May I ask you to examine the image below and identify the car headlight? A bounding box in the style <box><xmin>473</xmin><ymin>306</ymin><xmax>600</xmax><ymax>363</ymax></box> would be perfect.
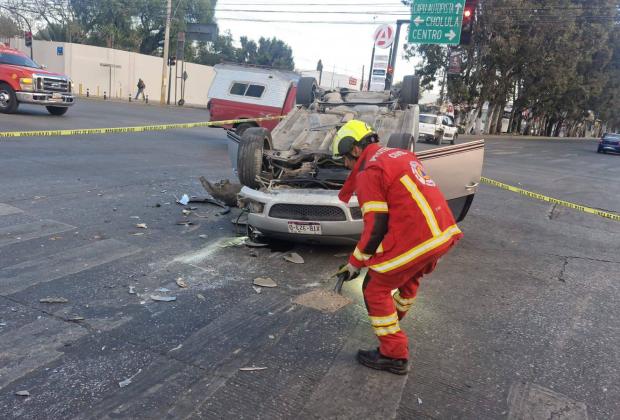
<box><xmin>19</xmin><ymin>77</ymin><xmax>34</xmax><ymax>91</ymax></box>
<box><xmin>249</xmin><ymin>201</ymin><xmax>265</xmax><ymax>214</ymax></box>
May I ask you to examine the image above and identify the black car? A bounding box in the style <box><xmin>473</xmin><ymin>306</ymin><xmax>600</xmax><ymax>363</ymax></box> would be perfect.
<box><xmin>598</xmin><ymin>133</ymin><xmax>620</xmax><ymax>154</ymax></box>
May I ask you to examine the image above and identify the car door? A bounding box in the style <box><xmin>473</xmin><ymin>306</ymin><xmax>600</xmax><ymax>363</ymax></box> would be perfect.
<box><xmin>416</xmin><ymin>140</ymin><xmax>485</xmax><ymax>221</ymax></box>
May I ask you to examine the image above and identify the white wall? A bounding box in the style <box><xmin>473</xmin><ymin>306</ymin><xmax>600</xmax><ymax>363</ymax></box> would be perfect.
<box><xmin>300</xmin><ymin>70</ymin><xmax>361</xmax><ymax>91</ymax></box>
<box><xmin>9</xmin><ymin>38</ymin><xmax>215</xmax><ymax>106</ymax></box>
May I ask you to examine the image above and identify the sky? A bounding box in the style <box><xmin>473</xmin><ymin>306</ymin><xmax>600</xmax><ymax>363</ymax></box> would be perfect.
<box><xmin>214</xmin><ymin>0</ymin><xmax>420</xmax><ymax>85</ymax></box>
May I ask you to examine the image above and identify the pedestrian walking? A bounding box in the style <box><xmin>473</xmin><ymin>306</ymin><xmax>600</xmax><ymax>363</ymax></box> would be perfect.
<box><xmin>332</xmin><ymin>120</ymin><xmax>463</xmax><ymax>375</ymax></box>
<box><xmin>135</xmin><ymin>78</ymin><xmax>146</xmax><ymax>101</ymax></box>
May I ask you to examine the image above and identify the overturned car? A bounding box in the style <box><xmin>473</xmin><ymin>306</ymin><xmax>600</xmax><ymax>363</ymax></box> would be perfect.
<box><xmin>227</xmin><ymin>76</ymin><xmax>485</xmax><ymax>244</ymax></box>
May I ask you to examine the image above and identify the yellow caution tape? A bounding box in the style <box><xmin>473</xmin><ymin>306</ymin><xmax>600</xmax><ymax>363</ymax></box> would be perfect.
<box><xmin>481</xmin><ymin>177</ymin><xmax>620</xmax><ymax>222</ymax></box>
<box><xmin>0</xmin><ymin>115</ymin><xmax>285</xmax><ymax>138</ymax></box>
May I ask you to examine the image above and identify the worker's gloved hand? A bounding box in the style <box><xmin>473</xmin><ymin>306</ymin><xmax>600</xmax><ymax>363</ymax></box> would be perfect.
<box><xmin>335</xmin><ymin>263</ymin><xmax>360</xmax><ymax>281</ymax></box>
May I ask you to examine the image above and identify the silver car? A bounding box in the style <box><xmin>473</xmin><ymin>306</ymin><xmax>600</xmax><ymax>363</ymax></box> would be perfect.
<box><xmin>228</xmin><ymin>76</ymin><xmax>485</xmax><ymax>244</ymax></box>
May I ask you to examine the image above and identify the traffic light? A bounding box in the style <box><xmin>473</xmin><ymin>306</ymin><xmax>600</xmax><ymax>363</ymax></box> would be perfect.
<box><xmin>168</xmin><ymin>56</ymin><xmax>176</xmax><ymax>66</ymax></box>
<box><xmin>24</xmin><ymin>31</ymin><xmax>32</xmax><ymax>47</ymax></box>
<box><xmin>460</xmin><ymin>0</ymin><xmax>477</xmax><ymax>45</ymax></box>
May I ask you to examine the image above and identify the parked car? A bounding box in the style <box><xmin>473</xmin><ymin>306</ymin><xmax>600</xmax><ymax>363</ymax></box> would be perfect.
<box><xmin>418</xmin><ymin>113</ymin><xmax>458</xmax><ymax>145</ymax></box>
<box><xmin>597</xmin><ymin>133</ymin><xmax>620</xmax><ymax>154</ymax></box>
<box><xmin>227</xmin><ymin>76</ymin><xmax>485</xmax><ymax>244</ymax></box>
<box><xmin>206</xmin><ymin>63</ymin><xmax>298</xmax><ymax>136</ymax></box>
<box><xmin>0</xmin><ymin>43</ymin><xmax>75</xmax><ymax>115</ymax></box>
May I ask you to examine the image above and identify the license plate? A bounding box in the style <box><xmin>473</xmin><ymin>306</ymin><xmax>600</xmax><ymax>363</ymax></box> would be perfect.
<box><xmin>52</xmin><ymin>93</ymin><xmax>62</xmax><ymax>99</ymax></box>
<box><xmin>287</xmin><ymin>221</ymin><xmax>322</xmax><ymax>235</ymax></box>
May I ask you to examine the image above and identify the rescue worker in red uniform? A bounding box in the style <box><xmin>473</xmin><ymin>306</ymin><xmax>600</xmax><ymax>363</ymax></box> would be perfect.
<box><xmin>333</xmin><ymin>120</ymin><xmax>463</xmax><ymax>375</ymax></box>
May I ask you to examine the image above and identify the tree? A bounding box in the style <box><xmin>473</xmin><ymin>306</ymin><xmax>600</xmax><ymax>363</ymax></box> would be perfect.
<box><xmin>0</xmin><ymin>14</ymin><xmax>19</xmax><ymax>37</ymax></box>
<box><xmin>255</xmin><ymin>37</ymin><xmax>294</xmax><ymax>70</ymax></box>
<box><xmin>195</xmin><ymin>33</ymin><xmax>295</xmax><ymax>70</ymax></box>
<box><xmin>405</xmin><ymin>0</ymin><xmax>620</xmax><ymax>136</ymax></box>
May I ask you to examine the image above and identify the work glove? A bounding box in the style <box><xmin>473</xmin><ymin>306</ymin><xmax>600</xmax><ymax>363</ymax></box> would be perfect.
<box><xmin>334</xmin><ymin>263</ymin><xmax>360</xmax><ymax>282</ymax></box>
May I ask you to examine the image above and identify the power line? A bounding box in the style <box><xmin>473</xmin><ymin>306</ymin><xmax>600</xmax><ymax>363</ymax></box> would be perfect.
<box><xmin>217</xmin><ymin>17</ymin><xmax>394</xmax><ymax>24</ymax></box>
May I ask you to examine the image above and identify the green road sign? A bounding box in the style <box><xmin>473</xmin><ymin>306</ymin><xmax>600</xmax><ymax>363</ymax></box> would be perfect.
<box><xmin>408</xmin><ymin>0</ymin><xmax>464</xmax><ymax>45</ymax></box>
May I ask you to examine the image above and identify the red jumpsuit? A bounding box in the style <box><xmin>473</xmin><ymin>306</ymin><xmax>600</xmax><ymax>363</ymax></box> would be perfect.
<box><xmin>339</xmin><ymin>143</ymin><xmax>462</xmax><ymax>360</ymax></box>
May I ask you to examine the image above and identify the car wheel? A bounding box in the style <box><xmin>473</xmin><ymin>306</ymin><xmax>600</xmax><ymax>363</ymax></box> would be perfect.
<box><xmin>387</xmin><ymin>132</ymin><xmax>413</xmax><ymax>151</ymax></box>
<box><xmin>296</xmin><ymin>77</ymin><xmax>318</xmax><ymax>107</ymax></box>
<box><xmin>235</xmin><ymin>122</ymin><xmax>254</xmax><ymax>137</ymax></box>
<box><xmin>46</xmin><ymin>106</ymin><xmax>68</xmax><ymax>116</ymax></box>
<box><xmin>237</xmin><ymin>127</ymin><xmax>272</xmax><ymax>189</ymax></box>
<box><xmin>0</xmin><ymin>83</ymin><xmax>19</xmax><ymax>114</ymax></box>
<box><xmin>399</xmin><ymin>75</ymin><xmax>420</xmax><ymax>108</ymax></box>
<box><xmin>451</xmin><ymin>134</ymin><xmax>457</xmax><ymax>145</ymax></box>
<box><xmin>597</xmin><ymin>147</ymin><xmax>602</xmax><ymax>153</ymax></box>
<box><xmin>435</xmin><ymin>136</ymin><xmax>442</xmax><ymax>145</ymax></box>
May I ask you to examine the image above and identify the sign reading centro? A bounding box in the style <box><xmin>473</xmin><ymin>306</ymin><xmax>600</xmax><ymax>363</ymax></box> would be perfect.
<box><xmin>373</xmin><ymin>25</ymin><xmax>394</xmax><ymax>49</ymax></box>
<box><xmin>408</xmin><ymin>0</ymin><xmax>465</xmax><ymax>45</ymax></box>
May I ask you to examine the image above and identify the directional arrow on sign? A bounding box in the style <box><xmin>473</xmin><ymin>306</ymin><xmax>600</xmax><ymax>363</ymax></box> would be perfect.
<box><xmin>409</xmin><ymin>0</ymin><xmax>464</xmax><ymax>45</ymax></box>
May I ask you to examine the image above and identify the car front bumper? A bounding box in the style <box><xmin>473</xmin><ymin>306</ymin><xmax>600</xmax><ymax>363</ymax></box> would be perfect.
<box><xmin>600</xmin><ymin>143</ymin><xmax>620</xmax><ymax>153</ymax></box>
<box><xmin>239</xmin><ymin>186</ymin><xmax>363</xmax><ymax>245</ymax></box>
<box><xmin>16</xmin><ymin>91</ymin><xmax>75</xmax><ymax>106</ymax></box>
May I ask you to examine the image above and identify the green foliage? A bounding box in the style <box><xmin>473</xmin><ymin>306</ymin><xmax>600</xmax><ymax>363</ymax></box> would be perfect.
<box><xmin>196</xmin><ymin>32</ymin><xmax>295</xmax><ymax>70</ymax></box>
<box><xmin>405</xmin><ymin>0</ymin><xmax>620</xmax><ymax>132</ymax></box>
<box><xmin>0</xmin><ymin>14</ymin><xmax>20</xmax><ymax>37</ymax></box>
<box><xmin>3</xmin><ymin>0</ymin><xmax>295</xmax><ymax>70</ymax></box>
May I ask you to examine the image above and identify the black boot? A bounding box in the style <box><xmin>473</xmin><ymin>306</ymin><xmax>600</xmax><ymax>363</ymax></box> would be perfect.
<box><xmin>357</xmin><ymin>348</ymin><xmax>409</xmax><ymax>375</ymax></box>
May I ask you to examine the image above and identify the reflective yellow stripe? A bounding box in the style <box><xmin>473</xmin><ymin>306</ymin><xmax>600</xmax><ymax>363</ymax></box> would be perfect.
<box><xmin>400</xmin><ymin>175</ymin><xmax>441</xmax><ymax>237</ymax></box>
<box><xmin>370</xmin><ymin>225</ymin><xmax>461</xmax><ymax>273</ymax></box>
<box><xmin>369</xmin><ymin>312</ymin><xmax>399</xmax><ymax>327</ymax></box>
<box><xmin>361</xmin><ymin>201</ymin><xmax>389</xmax><ymax>216</ymax></box>
<box><xmin>374</xmin><ymin>324</ymin><xmax>401</xmax><ymax>336</ymax></box>
<box><xmin>393</xmin><ymin>292</ymin><xmax>415</xmax><ymax>313</ymax></box>
<box><xmin>394</xmin><ymin>301</ymin><xmax>410</xmax><ymax>312</ymax></box>
<box><xmin>393</xmin><ymin>291</ymin><xmax>416</xmax><ymax>306</ymax></box>
<box><xmin>353</xmin><ymin>246</ymin><xmax>371</xmax><ymax>262</ymax></box>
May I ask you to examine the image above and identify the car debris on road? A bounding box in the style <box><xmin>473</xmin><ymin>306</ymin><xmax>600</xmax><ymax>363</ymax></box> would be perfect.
<box><xmin>253</xmin><ymin>277</ymin><xmax>277</xmax><ymax>288</ymax></box>
<box><xmin>283</xmin><ymin>252</ymin><xmax>304</xmax><ymax>264</ymax></box>
<box><xmin>39</xmin><ymin>297</ymin><xmax>68</xmax><ymax>303</ymax></box>
<box><xmin>150</xmin><ymin>295</ymin><xmax>177</xmax><ymax>302</ymax></box>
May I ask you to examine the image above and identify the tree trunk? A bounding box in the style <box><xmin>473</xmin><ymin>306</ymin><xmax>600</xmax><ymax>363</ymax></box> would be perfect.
<box><xmin>492</xmin><ymin>103</ymin><xmax>505</xmax><ymax>134</ymax></box>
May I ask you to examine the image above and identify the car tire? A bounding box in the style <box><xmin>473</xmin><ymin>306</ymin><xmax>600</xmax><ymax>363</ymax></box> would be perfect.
<box><xmin>387</xmin><ymin>132</ymin><xmax>413</xmax><ymax>151</ymax></box>
<box><xmin>237</xmin><ymin>127</ymin><xmax>272</xmax><ymax>188</ymax></box>
<box><xmin>597</xmin><ymin>147</ymin><xmax>602</xmax><ymax>153</ymax></box>
<box><xmin>399</xmin><ymin>75</ymin><xmax>420</xmax><ymax>107</ymax></box>
<box><xmin>451</xmin><ymin>134</ymin><xmax>457</xmax><ymax>145</ymax></box>
<box><xmin>235</xmin><ymin>122</ymin><xmax>254</xmax><ymax>137</ymax></box>
<box><xmin>435</xmin><ymin>136</ymin><xmax>442</xmax><ymax>145</ymax></box>
<box><xmin>46</xmin><ymin>106</ymin><xmax>68</xmax><ymax>116</ymax></box>
<box><xmin>0</xmin><ymin>83</ymin><xmax>19</xmax><ymax>114</ymax></box>
<box><xmin>296</xmin><ymin>77</ymin><xmax>318</xmax><ymax>107</ymax></box>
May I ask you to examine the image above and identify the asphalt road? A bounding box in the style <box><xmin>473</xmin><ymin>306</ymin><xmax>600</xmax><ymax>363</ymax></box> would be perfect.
<box><xmin>1</xmin><ymin>100</ymin><xmax>618</xmax><ymax>419</ymax></box>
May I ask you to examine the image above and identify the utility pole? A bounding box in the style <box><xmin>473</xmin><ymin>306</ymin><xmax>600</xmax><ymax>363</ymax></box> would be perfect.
<box><xmin>160</xmin><ymin>0</ymin><xmax>172</xmax><ymax>105</ymax></box>
<box><xmin>361</xmin><ymin>65</ymin><xmax>365</xmax><ymax>92</ymax></box>
<box><xmin>386</xmin><ymin>19</ymin><xmax>409</xmax><ymax>90</ymax></box>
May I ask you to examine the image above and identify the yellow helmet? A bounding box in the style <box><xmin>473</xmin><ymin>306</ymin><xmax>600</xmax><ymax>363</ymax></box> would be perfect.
<box><xmin>332</xmin><ymin>120</ymin><xmax>377</xmax><ymax>158</ymax></box>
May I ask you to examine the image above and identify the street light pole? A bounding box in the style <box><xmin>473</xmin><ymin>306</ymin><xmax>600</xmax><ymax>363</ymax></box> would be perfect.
<box><xmin>386</xmin><ymin>19</ymin><xmax>410</xmax><ymax>90</ymax></box>
<box><xmin>160</xmin><ymin>0</ymin><xmax>172</xmax><ymax>104</ymax></box>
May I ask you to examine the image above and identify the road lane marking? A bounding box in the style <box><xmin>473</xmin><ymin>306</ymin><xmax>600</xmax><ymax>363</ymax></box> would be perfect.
<box><xmin>0</xmin><ymin>220</ymin><xmax>75</xmax><ymax>248</ymax></box>
<box><xmin>0</xmin><ymin>203</ymin><xmax>22</xmax><ymax>216</ymax></box>
<box><xmin>0</xmin><ymin>116</ymin><xmax>285</xmax><ymax>138</ymax></box>
<box><xmin>0</xmin><ymin>317</ymin><xmax>88</xmax><ymax>389</ymax></box>
<box><xmin>481</xmin><ymin>177</ymin><xmax>620</xmax><ymax>222</ymax></box>
<box><xmin>0</xmin><ymin>239</ymin><xmax>140</xmax><ymax>295</ymax></box>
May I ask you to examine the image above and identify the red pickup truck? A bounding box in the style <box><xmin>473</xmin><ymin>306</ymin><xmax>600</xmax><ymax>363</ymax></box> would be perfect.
<box><xmin>0</xmin><ymin>43</ymin><xmax>75</xmax><ymax>115</ymax></box>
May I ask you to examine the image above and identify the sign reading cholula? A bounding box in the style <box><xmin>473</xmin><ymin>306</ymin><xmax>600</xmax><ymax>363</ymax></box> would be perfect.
<box><xmin>408</xmin><ymin>0</ymin><xmax>465</xmax><ymax>45</ymax></box>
